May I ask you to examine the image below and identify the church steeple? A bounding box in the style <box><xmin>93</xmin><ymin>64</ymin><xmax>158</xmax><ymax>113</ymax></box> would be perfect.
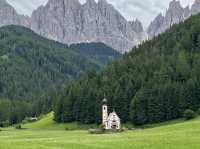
<box><xmin>102</xmin><ymin>94</ymin><xmax>107</xmax><ymax>105</ymax></box>
<box><xmin>102</xmin><ymin>95</ymin><xmax>108</xmax><ymax>128</ymax></box>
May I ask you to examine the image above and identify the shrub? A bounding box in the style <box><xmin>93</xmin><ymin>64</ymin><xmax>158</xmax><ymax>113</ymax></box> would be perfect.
<box><xmin>0</xmin><ymin>121</ymin><xmax>9</xmax><ymax>128</ymax></box>
<box><xmin>15</xmin><ymin>125</ymin><xmax>22</xmax><ymax>130</ymax></box>
<box><xmin>183</xmin><ymin>109</ymin><xmax>196</xmax><ymax>120</ymax></box>
<box><xmin>88</xmin><ymin>129</ymin><xmax>105</xmax><ymax>134</ymax></box>
<box><xmin>197</xmin><ymin>108</ymin><xmax>200</xmax><ymax>115</ymax></box>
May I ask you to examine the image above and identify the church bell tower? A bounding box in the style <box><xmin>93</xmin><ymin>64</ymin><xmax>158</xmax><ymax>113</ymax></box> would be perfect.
<box><xmin>102</xmin><ymin>97</ymin><xmax>108</xmax><ymax>128</ymax></box>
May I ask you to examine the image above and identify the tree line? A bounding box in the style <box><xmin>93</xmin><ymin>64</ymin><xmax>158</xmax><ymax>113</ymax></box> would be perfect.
<box><xmin>54</xmin><ymin>14</ymin><xmax>200</xmax><ymax>125</ymax></box>
<box><xmin>0</xmin><ymin>25</ymin><xmax>119</xmax><ymax>126</ymax></box>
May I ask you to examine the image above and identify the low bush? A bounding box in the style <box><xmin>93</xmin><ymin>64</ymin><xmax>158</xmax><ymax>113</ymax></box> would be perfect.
<box><xmin>88</xmin><ymin>128</ymin><xmax>105</xmax><ymax>134</ymax></box>
<box><xmin>88</xmin><ymin>128</ymin><xmax>125</xmax><ymax>134</ymax></box>
<box><xmin>65</xmin><ymin>127</ymin><xmax>77</xmax><ymax>131</ymax></box>
<box><xmin>15</xmin><ymin>125</ymin><xmax>22</xmax><ymax>130</ymax></box>
<box><xmin>0</xmin><ymin>121</ymin><xmax>9</xmax><ymax>128</ymax></box>
<box><xmin>197</xmin><ymin>108</ymin><xmax>200</xmax><ymax>115</ymax></box>
<box><xmin>183</xmin><ymin>109</ymin><xmax>196</xmax><ymax>120</ymax></box>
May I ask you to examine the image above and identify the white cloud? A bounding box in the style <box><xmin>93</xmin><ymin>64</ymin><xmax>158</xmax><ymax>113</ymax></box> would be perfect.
<box><xmin>7</xmin><ymin>0</ymin><xmax>195</xmax><ymax>27</ymax></box>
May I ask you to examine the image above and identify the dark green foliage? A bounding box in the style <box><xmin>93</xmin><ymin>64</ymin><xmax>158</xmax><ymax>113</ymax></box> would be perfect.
<box><xmin>54</xmin><ymin>14</ymin><xmax>200</xmax><ymax>125</ymax></box>
<box><xmin>0</xmin><ymin>99</ymin><xmax>31</xmax><ymax>126</ymax></box>
<box><xmin>183</xmin><ymin>109</ymin><xmax>196</xmax><ymax>120</ymax></box>
<box><xmin>15</xmin><ymin>124</ymin><xmax>22</xmax><ymax>129</ymax></box>
<box><xmin>70</xmin><ymin>43</ymin><xmax>121</xmax><ymax>65</ymax></box>
<box><xmin>0</xmin><ymin>25</ymin><xmax>120</xmax><ymax>125</ymax></box>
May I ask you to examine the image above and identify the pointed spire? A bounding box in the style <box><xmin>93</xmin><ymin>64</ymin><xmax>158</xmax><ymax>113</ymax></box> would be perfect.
<box><xmin>102</xmin><ymin>93</ymin><xmax>107</xmax><ymax>104</ymax></box>
<box><xmin>168</xmin><ymin>0</ymin><xmax>182</xmax><ymax>10</ymax></box>
<box><xmin>0</xmin><ymin>0</ymin><xmax>8</xmax><ymax>5</ymax></box>
<box><xmin>86</xmin><ymin>0</ymin><xmax>96</xmax><ymax>5</ymax></box>
<box><xmin>194</xmin><ymin>0</ymin><xmax>200</xmax><ymax>3</ymax></box>
<box><xmin>191</xmin><ymin>0</ymin><xmax>200</xmax><ymax>15</ymax></box>
<box><xmin>98</xmin><ymin>0</ymin><xmax>108</xmax><ymax>4</ymax></box>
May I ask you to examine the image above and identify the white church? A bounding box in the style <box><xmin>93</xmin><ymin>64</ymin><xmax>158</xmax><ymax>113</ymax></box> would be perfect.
<box><xmin>102</xmin><ymin>97</ymin><xmax>121</xmax><ymax>130</ymax></box>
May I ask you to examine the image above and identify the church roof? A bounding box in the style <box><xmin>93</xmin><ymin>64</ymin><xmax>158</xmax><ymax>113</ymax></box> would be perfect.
<box><xmin>102</xmin><ymin>97</ymin><xmax>107</xmax><ymax>104</ymax></box>
<box><xmin>107</xmin><ymin>111</ymin><xmax>120</xmax><ymax>120</ymax></box>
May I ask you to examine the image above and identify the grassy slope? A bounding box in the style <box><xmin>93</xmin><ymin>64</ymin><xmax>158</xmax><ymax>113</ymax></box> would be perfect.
<box><xmin>0</xmin><ymin>113</ymin><xmax>200</xmax><ymax>149</ymax></box>
<box><xmin>23</xmin><ymin>112</ymin><xmax>97</xmax><ymax>130</ymax></box>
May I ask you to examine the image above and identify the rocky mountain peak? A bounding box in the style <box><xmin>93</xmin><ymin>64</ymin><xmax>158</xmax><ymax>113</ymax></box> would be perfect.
<box><xmin>191</xmin><ymin>0</ymin><xmax>200</xmax><ymax>15</ymax></box>
<box><xmin>86</xmin><ymin>0</ymin><xmax>96</xmax><ymax>5</ymax></box>
<box><xmin>147</xmin><ymin>0</ymin><xmax>200</xmax><ymax>39</ymax></box>
<box><xmin>46</xmin><ymin>0</ymin><xmax>81</xmax><ymax>9</ymax></box>
<box><xmin>194</xmin><ymin>0</ymin><xmax>200</xmax><ymax>4</ymax></box>
<box><xmin>0</xmin><ymin>0</ymin><xmax>7</xmax><ymax>5</ymax></box>
<box><xmin>129</xmin><ymin>19</ymin><xmax>144</xmax><ymax>33</ymax></box>
<box><xmin>184</xmin><ymin>5</ymin><xmax>190</xmax><ymax>18</ymax></box>
<box><xmin>147</xmin><ymin>13</ymin><xmax>165</xmax><ymax>38</ymax></box>
<box><xmin>98</xmin><ymin>0</ymin><xmax>108</xmax><ymax>5</ymax></box>
<box><xmin>0</xmin><ymin>0</ymin><xmax>30</xmax><ymax>28</ymax></box>
<box><xmin>168</xmin><ymin>0</ymin><xmax>182</xmax><ymax>9</ymax></box>
<box><xmin>30</xmin><ymin>0</ymin><xmax>146</xmax><ymax>53</ymax></box>
<box><xmin>165</xmin><ymin>0</ymin><xmax>184</xmax><ymax>26</ymax></box>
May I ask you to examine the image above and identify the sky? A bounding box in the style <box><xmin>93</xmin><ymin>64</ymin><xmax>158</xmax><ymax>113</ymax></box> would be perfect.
<box><xmin>7</xmin><ymin>0</ymin><xmax>195</xmax><ymax>27</ymax></box>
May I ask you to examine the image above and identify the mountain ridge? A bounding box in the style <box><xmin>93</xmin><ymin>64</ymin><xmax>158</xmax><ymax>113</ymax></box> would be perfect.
<box><xmin>0</xmin><ymin>0</ymin><xmax>145</xmax><ymax>53</ymax></box>
<box><xmin>0</xmin><ymin>24</ymin><xmax>120</xmax><ymax>101</ymax></box>
<box><xmin>1</xmin><ymin>0</ymin><xmax>200</xmax><ymax>52</ymax></box>
<box><xmin>31</xmin><ymin>0</ymin><xmax>146</xmax><ymax>53</ymax></box>
<box><xmin>148</xmin><ymin>0</ymin><xmax>200</xmax><ymax>38</ymax></box>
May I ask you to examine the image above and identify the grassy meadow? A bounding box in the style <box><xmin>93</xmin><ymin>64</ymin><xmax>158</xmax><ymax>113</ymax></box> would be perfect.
<box><xmin>0</xmin><ymin>113</ymin><xmax>200</xmax><ymax>149</ymax></box>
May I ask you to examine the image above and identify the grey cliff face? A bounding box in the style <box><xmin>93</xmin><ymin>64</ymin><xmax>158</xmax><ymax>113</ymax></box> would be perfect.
<box><xmin>0</xmin><ymin>0</ymin><xmax>146</xmax><ymax>53</ymax></box>
<box><xmin>129</xmin><ymin>19</ymin><xmax>144</xmax><ymax>33</ymax></box>
<box><xmin>31</xmin><ymin>0</ymin><xmax>145</xmax><ymax>53</ymax></box>
<box><xmin>147</xmin><ymin>0</ymin><xmax>200</xmax><ymax>39</ymax></box>
<box><xmin>164</xmin><ymin>0</ymin><xmax>185</xmax><ymax>27</ymax></box>
<box><xmin>147</xmin><ymin>13</ymin><xmax>165</xmax><ymax>38</ymax></box>
<box><xmin>191</xmin><ymin>0</ymin><xmax>200</xmax><ymax>15</ymax></box>
<box><xmin>0</xmin><ymin>0</ymin><xmax>30</xmax><ymax>27</ymax></box>
<box><xmin>2</xmin><ymin>0</ymin><xmax>200</xmax><ymax>53</ymax></box>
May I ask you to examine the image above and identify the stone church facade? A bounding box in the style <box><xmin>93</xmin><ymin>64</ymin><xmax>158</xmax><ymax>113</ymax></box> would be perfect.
<box><xmin>102</xmin><ymin>97</ymin><xmax>121</xmax><ymax>130</ymax></box>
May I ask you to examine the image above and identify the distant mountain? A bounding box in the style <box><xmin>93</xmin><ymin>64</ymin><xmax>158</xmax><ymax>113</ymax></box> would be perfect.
<box><xmin>0</xmin><ymin>25</ymin><xmax>120</xmax><ymax>102</ymax></box>
<box><xmin>0</xmin><ymin>0</ymin><xmax>30</xmax><ymax>27</ymax></box>
<box><xmin>1</xmin><ymin>0</ymin><xmax>200</xmax><ymax>53</ymax></box>
<box><xmin>147</xmin><ymin>0</ymin><xmax>200</xmax><ymax>38</ymax></box>
<box><xmin>31</xmin><ymin>0</ymin><xmax>146</xmax><ymax>53</ymax></box>
<box><xmin>0</xmin><ymin>0</ymin><xmax>145</xmax><ymax>53</ymax></box>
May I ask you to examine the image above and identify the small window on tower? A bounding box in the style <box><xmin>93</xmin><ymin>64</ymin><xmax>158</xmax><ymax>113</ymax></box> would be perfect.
<box><xmin>104</xmin><ymin>107</ymin><xmax>106</xmax><ymax>110</ymax></box>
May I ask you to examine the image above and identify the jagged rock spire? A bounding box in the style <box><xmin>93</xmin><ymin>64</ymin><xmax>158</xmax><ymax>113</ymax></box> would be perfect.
<box><xmin>86</xmin><ymin>0</ymin><xmax>96</xmax><ymax>5</ymax></box>
<box><xmin>129</xmin><ymin>19</ymin><xmax>144</xmax><ymax>33</ymax></box>
<box><xmin>147</xmin><ymin>0</ymin><xmax>200</xmax><ymax>39</ymax></box>
<box><xmin>0</xmin><ymin>0</ymin><xmax>30</xmax><ymax>27</ymax></box>
<box><xmin>31</xmin><ymin>0</ymin><xmax>146</xmax><ymax>53</ymax></box>
<box><xmin>191</xmin><ymin>0</ymin><xmax>200</xmax><ymax>15</ymax></box>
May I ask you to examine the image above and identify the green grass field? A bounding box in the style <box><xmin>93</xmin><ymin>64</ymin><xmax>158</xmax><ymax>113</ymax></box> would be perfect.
<box><xmin>0</xmin><ymin>113</ymin><xmax>200</xmax><ymax>149</ymax></box>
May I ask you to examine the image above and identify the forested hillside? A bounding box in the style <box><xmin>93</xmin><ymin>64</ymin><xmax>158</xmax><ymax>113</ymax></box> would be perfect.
<box><xmin>0</xmin><ymin>25</ymin><xmax>120</xmax><ymax>126</ymax></box>
<box><xmin>54</xmin><ymin>14</ymin><xmax>200</xmax><ymax>125</ymax></box>
<box><xmin>70</xmin><ymin>43</ymin><xmax>120</xmax><ymax>65</ymax></box>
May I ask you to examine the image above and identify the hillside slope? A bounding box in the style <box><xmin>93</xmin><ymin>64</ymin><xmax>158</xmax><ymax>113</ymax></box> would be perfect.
<box><xmin>0</xmin><ymin>25</ymin><xmax>120</xmax><ymax>125</ymax></box>
<box><xmin>54</xmin><ymin>13</ymin><xmax>200</xmax><ymax>125</ymax></box>
<box><xmin>23</xmin><ymin>112</ymin><xmax>97</xmax><ymax>130</ymax></box>
<box><xmin>0</xmin><ymin>25</ymin><xmax>120</xmax><ymax>101</ymax></box>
